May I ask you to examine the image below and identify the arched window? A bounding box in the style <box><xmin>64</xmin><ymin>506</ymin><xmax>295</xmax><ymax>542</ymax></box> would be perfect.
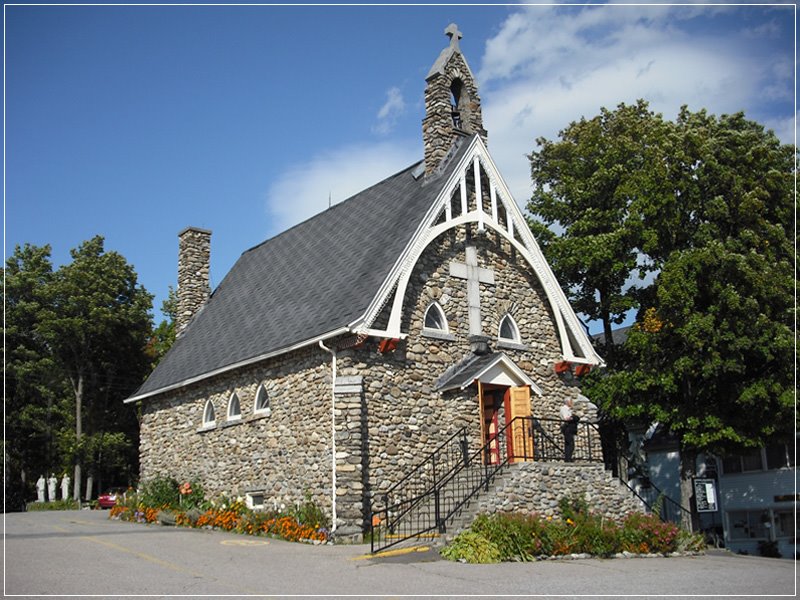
<box><xmin>202</xmin><ymin>400</ymin><xmax>216</xmax><ymax>428</ymax></box>
<box><xmin>254</xmin><ymin>384</ymin><xmax>270</xmax><ymax>415</ymax></box>
<box><xmin>227</xmin><ymin>392</ymin><xmax>241</xmax><ymax>421</ymax></box>
<box><xmin>450</xmin><ymin>79</ymin><xmax>464</xmax><ymax>129</ymax></box>
<box><xmin>498</xmin><ymin>314</ymin><xmax>520</xmax><ymax>343</ymax></box>
<box><xmin>423</xmin><ymin>302</ymin><xmax>448</xmax><ymax>332</ymax></box>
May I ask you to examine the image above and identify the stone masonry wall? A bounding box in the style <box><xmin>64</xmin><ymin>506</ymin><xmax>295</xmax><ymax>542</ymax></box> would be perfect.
<box><xmin>141</xmin><ymin>222</ymin><xmax>598</xmax><ymax>538</ymax></box>
<box><xmin>140</xmin><ymin>345</ymin><xmax>333</xmax><ymax>513</ymax></box>
<box><xmin>338</xmin><ymin>223</ymin><xmax>597</xmax><ymax>509</ymax></box>
<box><xmin>476</xmin><ymin>462</ymin><xmax>646</xmax><ymax>522</ymax></box>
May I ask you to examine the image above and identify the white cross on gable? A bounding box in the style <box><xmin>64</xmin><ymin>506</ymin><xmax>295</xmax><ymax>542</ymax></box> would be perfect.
<box><xmin>449</xmin><ymin>245</ymin><xmax>495</xmax><ymax>336</ymax></box>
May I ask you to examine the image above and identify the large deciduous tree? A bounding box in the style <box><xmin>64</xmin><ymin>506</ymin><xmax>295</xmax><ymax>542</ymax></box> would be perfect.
<box><xmin>31</xmin><ymin>236</ymin><xmax>153</xmax><ymax>500</ymax></box>
<box><xmin>4</xmin><ymin>244</ymin><xmax>70</xmax><ymax>506</ymax></box>
<box><xmin>528</xmin><ymin>102</ymin><xmax>795</xmax><ymax>526</ymax></box>
<box><xmin>528</xmin><ymin>100</ymin><xmax>674</xmax><ymax>362</ymax></box>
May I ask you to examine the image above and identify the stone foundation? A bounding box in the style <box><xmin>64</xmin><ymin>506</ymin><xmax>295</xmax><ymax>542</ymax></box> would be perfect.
<box><xmin>476</xmin><ymin>462</ymin><xmax>646</xmax><ymax>522</ymax></box>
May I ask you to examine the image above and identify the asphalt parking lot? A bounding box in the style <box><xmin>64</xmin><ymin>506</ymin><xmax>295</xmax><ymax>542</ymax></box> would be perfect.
<box><xmin>3</xmin><ymin>509</ymin><xmax>796</xmax><ymax>598</ymax></box>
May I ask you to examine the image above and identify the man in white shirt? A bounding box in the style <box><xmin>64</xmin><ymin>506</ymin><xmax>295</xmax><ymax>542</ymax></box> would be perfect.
<box><xmin>560</xmin><ymin>398</ymin><xmax>578</xmax><ymax>462</ymax></box>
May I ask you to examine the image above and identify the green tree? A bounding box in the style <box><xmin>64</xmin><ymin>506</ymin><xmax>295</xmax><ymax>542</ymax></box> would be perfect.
<box><xmin>528</xmin><ymin>100</ymin><xmax>674</xmax><ymax>361</ymax></box>
<box><xmin>3</xmin><ymin>244</ymin><xmax>71</xmax><ymax>505</ymax></box>
<box><xmin>529</xmin><ymin>103</ymin><xmax>795</xmax><ymax>527</ymax></box>
<box><xmin>146</xmin><ymin>285</ymin><xmax>177</xmax><ymax>367</ymax></box>
<box><xmin>35</xmin><ymin>236</ymin><xmax>153</xmax><ymax>499</ymax></box>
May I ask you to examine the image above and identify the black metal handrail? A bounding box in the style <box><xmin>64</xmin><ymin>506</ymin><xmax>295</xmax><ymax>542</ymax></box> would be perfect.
<box><xmin>369</xmin><ymin>416</ymin><xmax>604</xmax><ymax>553</ymax></box>
<box><xmin>615</xmin><ymin>451</ymin><xmax>692</xmax><ymax>525</ymax></box>
<box><xmin>379</xmin><ymin>427</ymin><xmax>468</xmax><ymax>514</ymax></box>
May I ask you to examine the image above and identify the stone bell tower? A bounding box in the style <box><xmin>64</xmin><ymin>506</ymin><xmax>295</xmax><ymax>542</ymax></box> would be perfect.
<box><xmin>422</xmin><ymin>24</ymin><xmax>488</xmax><ymax>176</ymax></box>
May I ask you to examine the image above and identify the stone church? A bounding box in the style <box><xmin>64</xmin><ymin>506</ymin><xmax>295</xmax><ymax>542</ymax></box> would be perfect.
<box><xmin>128</xmin><ymin>25</ymin><xmax>641</xmax><ymax>540</ymax></box>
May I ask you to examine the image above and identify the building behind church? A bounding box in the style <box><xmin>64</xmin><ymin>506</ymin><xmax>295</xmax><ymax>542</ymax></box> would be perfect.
<box><xmin>128</xmin><ymin>25</ymin><xmax>643</xmax><ymax>540</ymax></box>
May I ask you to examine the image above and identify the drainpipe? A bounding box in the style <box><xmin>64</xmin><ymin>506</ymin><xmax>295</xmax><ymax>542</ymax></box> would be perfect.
<box><xmin>318</xmin><ymin>340</ymin><xmax>337</xmax><ymax>537</ymax></box>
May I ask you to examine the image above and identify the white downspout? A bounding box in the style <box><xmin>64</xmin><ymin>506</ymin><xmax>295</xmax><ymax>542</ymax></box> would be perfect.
<box><xmin>318</xmin><ymin>340</ymin><xmax>337</xmax><ymax>537</ymax></box>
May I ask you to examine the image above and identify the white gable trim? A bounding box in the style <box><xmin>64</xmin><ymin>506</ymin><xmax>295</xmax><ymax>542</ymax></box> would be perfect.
<box><xmin>351</xmin><ymin>136</ymin><xmax>603</xmax><ymax>366</ymax></box>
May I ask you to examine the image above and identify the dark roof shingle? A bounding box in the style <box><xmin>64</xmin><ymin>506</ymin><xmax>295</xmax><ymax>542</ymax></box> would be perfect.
<box><xmin>132</xmin><ymin>139</ymin><xmax>473</xmax><ymax>399</ymax></box>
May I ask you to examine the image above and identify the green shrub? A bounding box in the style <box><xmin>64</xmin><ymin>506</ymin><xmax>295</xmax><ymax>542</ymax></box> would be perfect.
<box><xmin>440</xmin><ymin>531</ymin><xmax>501</xmax><ymax>563</ymax></box>
<box><xmin>140</xmin><ymin>476</ymin><xmax>180</xmax><ymax>508</ymax></box>
<box><xmin>177</xmin><ymin>479</ymin><xmax>205</xmax><ymax>510</ymax></box>
<box><xmin>292</xmin><ymin>492</ymin><xmax>329</xmax><ymax>528</ymax></box>
<box><xmin>620</xmin><ymin>512</ymin><xmax>679</xmax><ymax>554</ymax></box>
<box><xmin>558</xmin><ymin>494</ymin><xmax>590</xmax><ymax>523</ymax></box>
<box><xmin>443</xmin><ymin>498</ymin><xmax>704</xmax><ymax>563</ymax></box>
<box><xmin>471</xmin><ymin>512</ymin><xmax>550</xmax><ymax>559</ymax></box>
<box><xmin>26</xmin><ymin>499</ymin><xmax>79</xmax><ymax>511</ymax></box>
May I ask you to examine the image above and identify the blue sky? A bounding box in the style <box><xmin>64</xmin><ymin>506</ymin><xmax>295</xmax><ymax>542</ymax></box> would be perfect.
<box><xmin>5</xmin><ymin>3</ymin><xmax>795</xmax><ymax>333</ymax></box>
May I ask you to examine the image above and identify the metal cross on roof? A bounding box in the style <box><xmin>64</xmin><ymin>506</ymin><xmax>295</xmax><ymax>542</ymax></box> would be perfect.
<box><xmin>445</xmin><ymin>23</ymin><xmax>463</xmax><ymax>50</ymax></box>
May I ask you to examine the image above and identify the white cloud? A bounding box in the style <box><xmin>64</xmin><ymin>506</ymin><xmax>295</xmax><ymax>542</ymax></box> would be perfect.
<box><xmin>476</xmin><ymin>5</ymin><xmax>795</xmax><ymax>207</ymax></box>
<box><xmin>372</xmin><ymin>87</ymin><xmax>406</xmax><ymax>135</ymax></box>
<box><xmin>265</xmin><ymin>141</ymin><xmax>419</xmax><ymax>232</ymax></box>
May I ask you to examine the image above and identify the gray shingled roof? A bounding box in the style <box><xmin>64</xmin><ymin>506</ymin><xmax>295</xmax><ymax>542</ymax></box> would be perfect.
<box><xmin>132</xmin><ymin>139</ymin><xmax>473</xmax><ymax>400</ymax></box>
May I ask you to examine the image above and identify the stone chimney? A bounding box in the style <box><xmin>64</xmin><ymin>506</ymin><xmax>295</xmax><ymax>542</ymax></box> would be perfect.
<box><xmin>422</xmin><ymin>24</ymin><xmax>487</xmax><ymax>176</ymax></box>
<box><xmin>176</xmin><ymin>227</ymin><xmax>211</xmax><ymax>335</ymax></box>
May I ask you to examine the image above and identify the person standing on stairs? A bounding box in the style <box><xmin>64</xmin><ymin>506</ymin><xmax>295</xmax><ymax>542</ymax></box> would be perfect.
<box><xmin>560</xmin><ymin>398</ymin><xmax>579</xmax><ymax>462</ymax></box>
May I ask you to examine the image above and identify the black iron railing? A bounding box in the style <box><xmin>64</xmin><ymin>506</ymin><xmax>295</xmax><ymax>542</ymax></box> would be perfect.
<box><xmin>369</xmin><ymin>416</ymin><xmax>604</xmax><ymax>553</ymax></box>
<box><xmin>615</xmin><ymin>452</ymin><xmax>692</xmax><ymax>525</ymax></box>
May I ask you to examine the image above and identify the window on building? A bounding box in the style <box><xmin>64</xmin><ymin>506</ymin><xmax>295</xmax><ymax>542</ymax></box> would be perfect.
<box><xmin>227</xmin><ymin>392</ymin><xmax>241</xmax><ymax>421</ymax></box>
<box><xmin>765</xmin><ymin>443</ymin><xmax>793</xmax><ymax>470</ymax></box>
<box><xmin>774</xmin><ymin>510</ymin><xmax>798</xmax><ymax>539</ymax></box>
<box><xmin>246</xmin><ymin>492</ymin><xmax>265</xmax><ymax>511</ymax></box>
<box><xmin>728</xmin><ymin>510</ymin><xmax>770</xmax><ymax>540</ymax></box>
<box><xmin>498</xmin><ymin>314</ymin><xmax>520</xmax><ymax>343</ymax></box>
<box><xmin>722</xmin><ymin>448</ymin><xmax>764</xmax><ymax>474</ymax></box>
<box><xmin>423</xmin><ymin>302</ymin><xmax>448</xmax><ymax>332</ymax></box>
<box><xmin>254</xmin><ymin>384</ymin><xmax>270</xmax><ymax>415</ymax></box>
<box><xmin>202</xmin><ymin>400</ymin><xmax>216</xmax><ymax>428</ymax></box>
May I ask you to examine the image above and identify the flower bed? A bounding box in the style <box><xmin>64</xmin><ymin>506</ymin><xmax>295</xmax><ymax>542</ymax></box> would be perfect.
<box><xmin>441</xmin><ymin>497</ymin><xmax>705</xmax><ymax>563</ymax></box>
<box><xmin>110</xmin><ymin>477</ymin><xmax>330</xmax><ymax>545</ymax></box>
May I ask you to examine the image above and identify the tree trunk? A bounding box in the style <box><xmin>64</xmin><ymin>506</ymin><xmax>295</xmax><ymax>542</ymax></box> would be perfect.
<box><xmin>72</xmin><ymin>373</ymin><xmax>83</xmax><ymax>501</ymax></box>
<box><xmin>679</xmin><ymin>447</ymin><xmax>700</xmax><ymax>532</ymax></box>
<box><xmin>85</xmin><ymin>474</ymin><xmax>93</xmax><ymax>501</ymax></box>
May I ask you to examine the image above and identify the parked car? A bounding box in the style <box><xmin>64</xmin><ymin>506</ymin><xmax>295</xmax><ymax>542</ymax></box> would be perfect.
<box><xmin>97</xmin><ymin>487</ymin><xmax>126</xmax><ymax>509</ymax></box>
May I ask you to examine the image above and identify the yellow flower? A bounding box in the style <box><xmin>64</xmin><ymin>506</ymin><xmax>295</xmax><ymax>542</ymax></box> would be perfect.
<box><xmin>566</xmin><ymin>518</ymin><xmax>574</xmax><ymax>526</ymax></box>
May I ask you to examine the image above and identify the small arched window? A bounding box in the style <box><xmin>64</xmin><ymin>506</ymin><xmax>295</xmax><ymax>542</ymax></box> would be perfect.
<box><xmin>202</xmin><ymin>400</ymin><xmax>216</xmax><ymax>428</ymax></box>
<box><xmin>424</xmin><ymin>302</ymin><xmax>448</xmax><ymax>332</ymax></box>
<box><xmin>450</xmin><ymin>79</ymin><xmax>464</xmax><ymax>129</ymax></box>
<box><xmin>227</xmin><ymin>392</ymin><xmax>241</xmax><ymax>421</ymax></box>
<box><xmin>498</xmin><ymin>314</ymin><xmax>520</xmax><ymax>343</ymax></box>
<box><xmin>254</xmin><ymin>384</ymin><xmax>270</xmax><ymax>415</ymax></box>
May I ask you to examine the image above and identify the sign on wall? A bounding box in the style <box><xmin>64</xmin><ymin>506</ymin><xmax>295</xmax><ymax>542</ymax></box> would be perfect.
<box><xmin>694</xmin><ymin>477</ymin><xmax>718</xmax><ymax>513</ymax></box>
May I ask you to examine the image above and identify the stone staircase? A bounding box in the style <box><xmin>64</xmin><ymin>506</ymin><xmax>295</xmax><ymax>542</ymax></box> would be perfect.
<box><xmin>382</xmin><ymin>460</ymin><xmax>646</xmax><ymax>549</ymax></box>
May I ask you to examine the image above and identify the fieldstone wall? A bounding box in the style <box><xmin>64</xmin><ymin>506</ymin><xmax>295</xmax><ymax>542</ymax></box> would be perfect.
<box><xmin>139</xmin><ymin>345</ymin><xmax>334</xmax><ymax>513</ymax></box>
<box><xmin>177</xmin><ymin>227</ymin><xmax>211</xmax><ymax>334</ymax></box>
<box><xmin>476</xmin><ymin>462</ymin><xmax>646</xmax><ymax>522</ymax></box>
<box><xmin>338</xmin><ymin>223</ymin><xmax>598</xmax><ymax>506</ymax></box>
<box><xmin>141</xmin><ymin>224</ymin><xmax>599</xmax><ymax>539</ymax></box>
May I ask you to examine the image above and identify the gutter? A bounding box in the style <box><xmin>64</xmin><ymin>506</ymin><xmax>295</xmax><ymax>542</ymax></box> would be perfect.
<box><xmin>125</xmin><ymin>327</ymin><xmax>349</xmax><ymax>404</ymax></box>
